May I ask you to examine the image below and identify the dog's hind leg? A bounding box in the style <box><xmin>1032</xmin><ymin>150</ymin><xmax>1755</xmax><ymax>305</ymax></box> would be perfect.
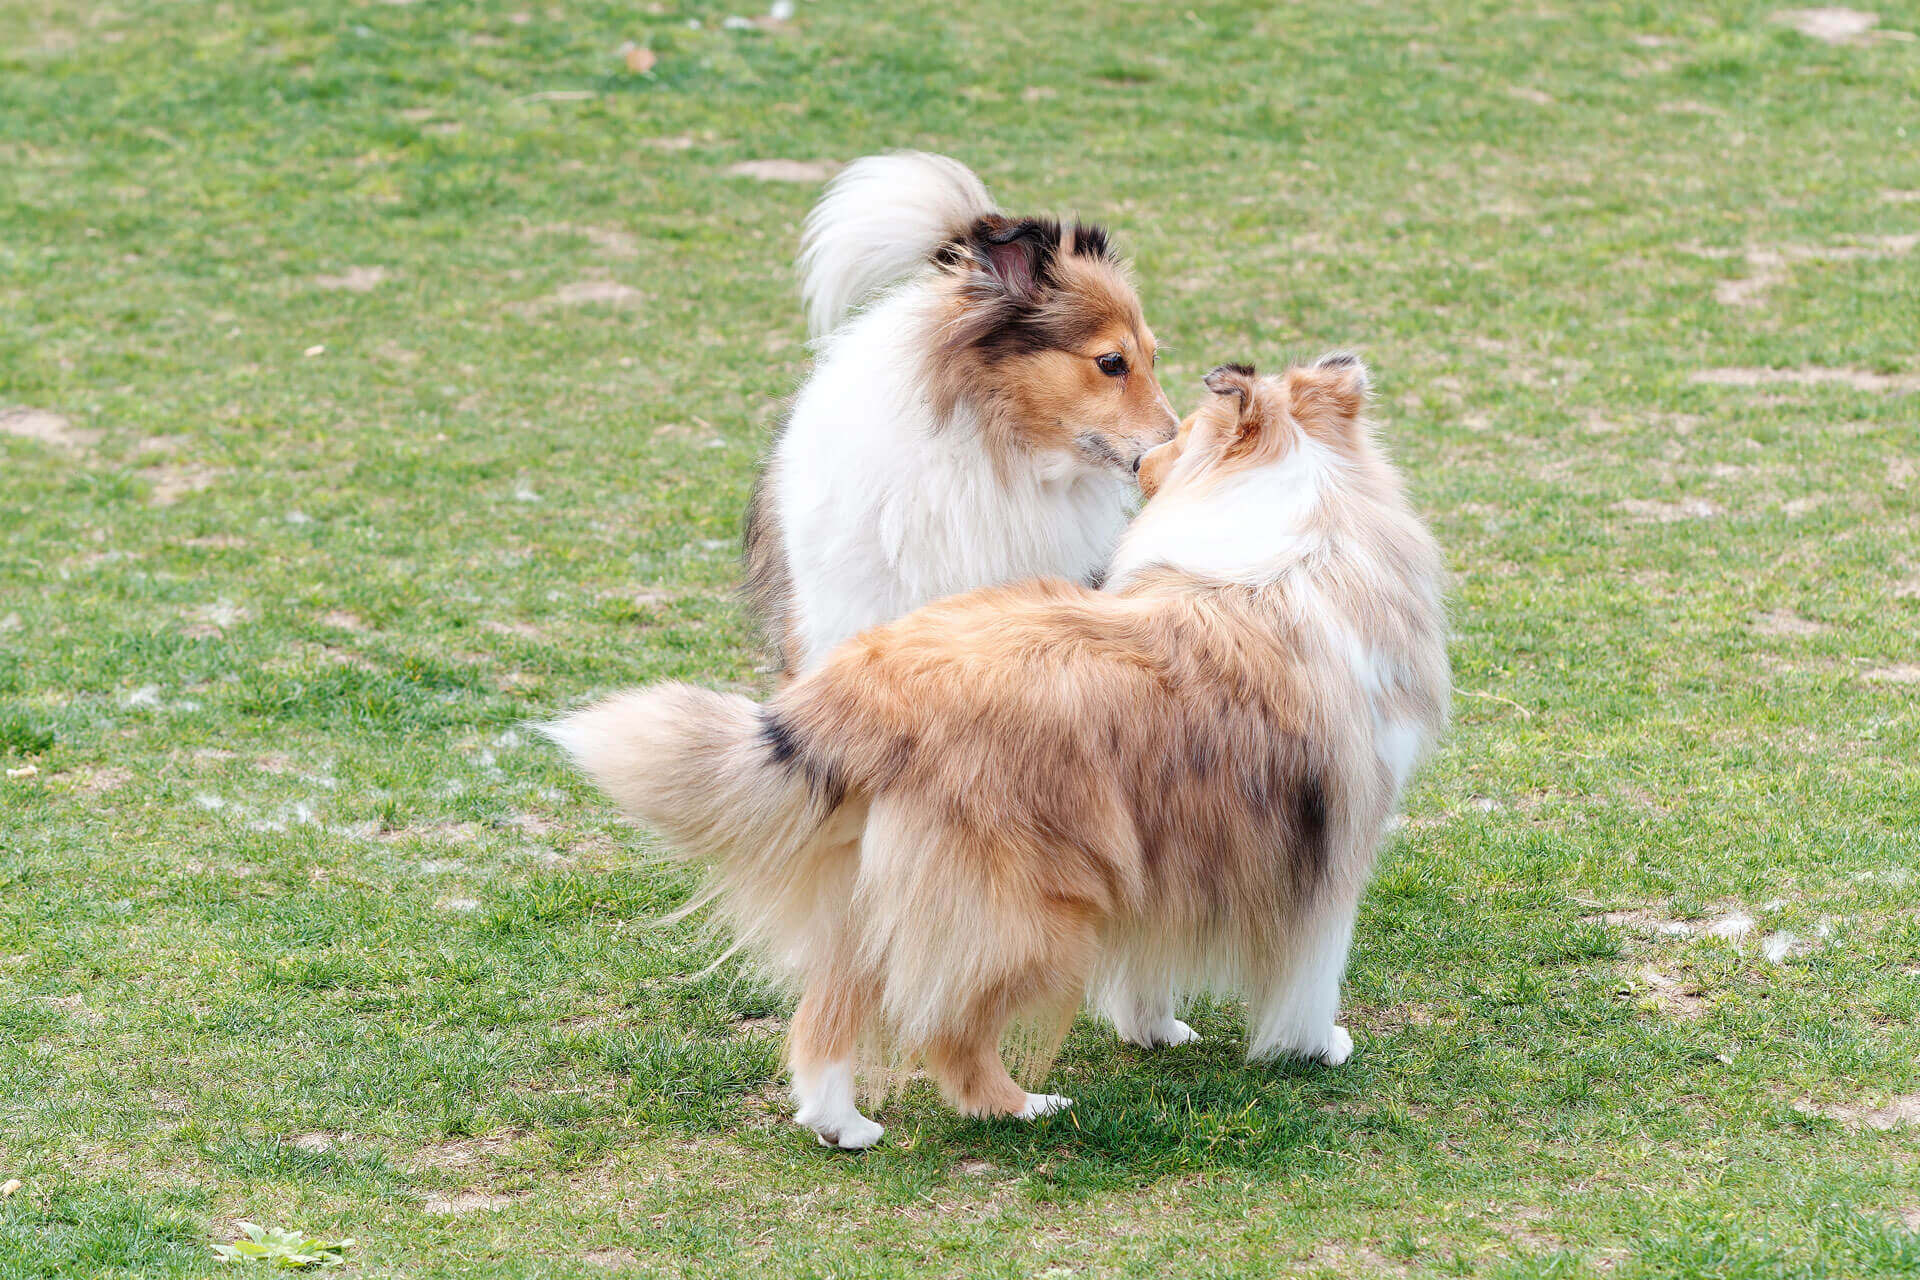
<box><xmin>1246</xmin><ymin>895</ymin><xmax>1359</xmax><ymax>1066</ymax></box>
<box><xmin>789</xmin><ymin>969</ymin><xmax>884</xmax><ymax>1150</ymax></box>
<box><xmin>1096</xmin><ymin>960</ymin><xmax>1200</xmax><ymax>1049</ymax></box>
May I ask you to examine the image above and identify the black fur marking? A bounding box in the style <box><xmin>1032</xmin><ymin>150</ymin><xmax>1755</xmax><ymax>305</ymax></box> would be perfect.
<box><xmin>1294</xmin><ymin>772</ymin><xmax>1329</xmax><ymax>887</ymax></box>
<box><xmin>758</xmin><ymin>707</ymin><xmax>804</xmax><ymax>765</ymax></box>
<box><xmin>1070</xmin><ymin>221</ymin><xmax>1113</xmax><ymax>261</ymax></box>
<box><xmin>759</xmin><ymin>707</ymin><xmax>846</xmax><ymax>810</ymax></box>
<box><xmin>1316</xmin><ymin>352</ymin><xmax>1360</xmax><ymax>368</ymax></box>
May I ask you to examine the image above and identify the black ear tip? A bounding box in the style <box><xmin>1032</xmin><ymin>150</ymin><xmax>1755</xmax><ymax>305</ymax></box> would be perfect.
<box><xmin>1203</xmin><ymin>363</ymin><xmax>1256</xmax><ymax>399</ymax></box>
<box><xmin>1314</xmin><ymin>351</ymin><xmax>1370</xmax><ymax>386</ymax></box>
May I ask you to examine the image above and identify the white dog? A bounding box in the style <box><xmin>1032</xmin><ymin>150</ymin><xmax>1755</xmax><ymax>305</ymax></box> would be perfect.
<box><xmin>742</xmin><ymin>152</ymin><xmax>1178</xmax><ymax>674</ymax></box>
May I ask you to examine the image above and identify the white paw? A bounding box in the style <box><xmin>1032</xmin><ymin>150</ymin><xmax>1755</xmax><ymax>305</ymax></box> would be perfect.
<box><xmin>809</xmin><ymin>1115</ymin><xmax>884</xmax><ymax>1150</ymax></box>
<box><xmin>1119</xmin><ymin>1018</ymin><xmax>1201</xmax><ymax>1048</ymax></box>
<box><xmin>1015</xmin><ymin>1093</ymin><xmax>1073</xmax><ymax>1120</ymax></box>
<box><xmin>1319</xmin><ymin>1025</ymin><xmax>1353</xmax><ymax>1066</ymax></box>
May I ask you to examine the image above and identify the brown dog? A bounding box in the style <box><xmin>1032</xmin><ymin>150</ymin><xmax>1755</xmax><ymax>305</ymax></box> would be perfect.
<box><xmin>550</xmin><ymin>356</ymin><xmax>1449</xmax><ymax>1149</ymax></box>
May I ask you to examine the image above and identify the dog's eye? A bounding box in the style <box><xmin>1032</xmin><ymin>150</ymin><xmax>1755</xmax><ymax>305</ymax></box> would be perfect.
<box><xmin>1096</xmin><ymin>352</ymin><xmax>1129</xmax><ymax>377</ymax></box>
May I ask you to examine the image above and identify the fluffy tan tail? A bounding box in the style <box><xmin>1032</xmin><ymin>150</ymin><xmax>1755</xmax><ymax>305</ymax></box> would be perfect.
<box><xmin>542</xmin><ymin>684</ymin><xmax>855</xmax><ymax>967</ymax></box>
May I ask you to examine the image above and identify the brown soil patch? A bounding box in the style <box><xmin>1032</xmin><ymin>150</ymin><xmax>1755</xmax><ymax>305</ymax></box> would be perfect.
<box><xmin>1690</xmin><ymin>367</ymin><xmax>1920</xmax><ymax>393</ymax></box>
<box><xmin>725</xmin><ymin>159</ymin><xmax>837</xmax><ymax>182</ymax></box>
<box><xmin>484</xmin><ymin>619</ymin><xmax>544</xmax><ymax>640</ymax></box>
<box><xmin>1863</xmin><ymin>664</ymin><xmax>1920</xmax><ymax>684</ymax></box>
<box><xmin>320</xmin><ymin>610</ymin><xmax>365</xmax><ymax>631</ymax></box>
<box><xmin>1751</xmin><ymin>610</ymin><xmax>1824</xmax><ymax>637</ymax></box>
<box><xmin>2</xmin><ymin>407</ymin><xmax>100</xmax><ymax>449</ymax></box>
<box><xmin>1895</xmin><ymin>571</ymin><xmax>1920</xmax><ymax>600</ymax></box>
<box><xmin>314</xmin><ymin>266</ymin><xmax>389</xmax><ymax>292</ymax></box>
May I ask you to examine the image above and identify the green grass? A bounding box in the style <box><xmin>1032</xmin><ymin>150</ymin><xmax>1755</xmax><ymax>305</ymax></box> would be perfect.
<box><xmin>3</xmin><ymin>0</ymin><xmax>1918</xmax><ymax>1275</ymax></box>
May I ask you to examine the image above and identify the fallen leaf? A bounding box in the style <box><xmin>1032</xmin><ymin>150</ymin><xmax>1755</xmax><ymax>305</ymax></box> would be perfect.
<box><xmin>621</xmin><ymin>42</ymin><xmax>657</xmax><ymax>73</ymax></box>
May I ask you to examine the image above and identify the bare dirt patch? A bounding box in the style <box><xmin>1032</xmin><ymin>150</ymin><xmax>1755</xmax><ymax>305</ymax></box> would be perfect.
<box><xmin>1691</xmin><ymin>367</ymin><xmax>1920</xmax><ymax>393</ymax></box>
<box><xmin>1863</xmin><ymin>664</ymin><xmax>1920</xmax><ymax>684</ymax></box>
<box><xmin>141</xmin><ymin>464</ymin><xmax>219</xmax><ymax>505</ymax></box>
<box><xmin>534</xmin><ymin>223</ymin><xmax>639</xmax><ymax>259</ymax></box>
<box><xmin>2</xmin><ymin>407</ymin><xmax>100</xmax><ymax>449</ymax></box>
<box><xmin>725</xmin><ymin>158</ymin><xmax>837</xmax><ymax>182</ymax></box>
<box><xmin>1696</xmin><ymin>236</ymin><xmax>1918</xmax><ymax>306</ymax></box>
<box><xmin>1796</xmin><ymin>1093</ymin><xmax>1920</xmax><ymax>1130</ymax></box>
<box><xmin>72</xmin><ymin>766</ymin><xmax>132</xmax><ymax>794</ymax></box>
<box><xmin>1300</xmin><ymin>1241</ymin><xmax>1409</xmax><ymax>1276</ymax></box>
<box><xmin>313</xmin><ymin>266</ymin><xmax>389</xmax><ymax>292</ymax></box>
<box><xmin>378</xmin><ymin>820</ymin><xmax>488</xmax><ymax>846</ymax></box>
<box><xmin>1612</xmin><ymin>497</ymin><xmax>1725</xmax><ymax>523</ymax></box>
<box><xmin>1634</xmin><ymin>966</ymin><xmax>1707</xmax><ymax>1019</ymax></box>
<box><xmin>422</xmin><ymin>1191</ymin><xmax>517</xmax><ymax>1214</ymax></box>
<box><xmin>412</xmin><ymin>1130</ymin><xmax>525</xmax><ymax>1171</ymax></box>
<box><xmin>543</xmin><ymin>280</ymin><xmax>643</xmax><ymax>308</ymax></box>
<box><xmin>484</xmin><ymin>619</ymin><xmax>544</xmax><ymax>640</ymax></box>
<box><xmin>583</xmin><ymin>1248</ymin><xmax>638</xmax><ymax>1267</ymax></box>
<box><xmin>288</xmin><ymin>1131</ymin><xmax>342</xmax><ymax>1152</ymax></box>
<box><xmin>1771</xmin><ymin>8</ymin><xmax>1879</xmax><ymax>43</ymax></box>
<box><xmin>182</xmin><ymin>600</ymin><xmax>250</xmax><ymax>638</ymax></box>
<box><xmin>1751</xmin><ymin>610</ymin><xmax>1825</xmax><ymax>637</ymax></box>
<box><xmin>320</xmin><ymin>610</ymin><xmax>366</xmax><ymax>631</ymax></box>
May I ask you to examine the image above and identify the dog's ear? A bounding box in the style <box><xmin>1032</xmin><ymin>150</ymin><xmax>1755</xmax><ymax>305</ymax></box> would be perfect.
<box><xmin>968</xmin><ymin>218</ymin><xmax>1057</xmax><ymax>304</ymax></box>
<box><xmin>1203</xmin><ymin>362</ymin><xmax>1260</xmax><ymax>439</ymax></box>
<box><xmin>1286</xmin><ymin>352</ymin><xmax>1369</xmax><ymax>433</ymax></box>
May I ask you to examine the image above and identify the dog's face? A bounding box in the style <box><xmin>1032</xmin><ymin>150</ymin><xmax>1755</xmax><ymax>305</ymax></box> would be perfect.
<box><xmin>1136</xmin><ymin>355</ymin><xmax>1371</xmax><ymax>501</ymax></box>
<box><xmin>932</xmin><ymin>218</ymin><xmax>1178</xmax><ymax>477</ymax></box>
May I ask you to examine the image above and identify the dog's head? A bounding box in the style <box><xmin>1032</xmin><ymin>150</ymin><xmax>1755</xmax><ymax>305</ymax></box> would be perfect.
<box><xmin>1136</xmin><ymin>354</ymin><xmax>1371</xmax><ymax>500</ymax></box>
<box><xmin>930</xmin><ymin>216</ymin><xmax>1177</xmax><ymax>477</ymax></box>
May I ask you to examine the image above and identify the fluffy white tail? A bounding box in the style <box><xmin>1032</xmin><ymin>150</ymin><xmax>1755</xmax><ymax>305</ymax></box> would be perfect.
<box><xmin>797</xmin><ymin>151</ymin><xmax>995</xmax><ymax>337</ymax></box>
<box><xmin>541</xmin><ymin>685</ymin><xmax>852</xmax><ymax>966</ymax></box>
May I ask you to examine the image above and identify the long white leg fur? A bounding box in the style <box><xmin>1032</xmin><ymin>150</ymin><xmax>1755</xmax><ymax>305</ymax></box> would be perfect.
<box><xmin>1248</xmin><ymin>898</ymin><xmax>1359</xmax><ymax>1065</ymax></box>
